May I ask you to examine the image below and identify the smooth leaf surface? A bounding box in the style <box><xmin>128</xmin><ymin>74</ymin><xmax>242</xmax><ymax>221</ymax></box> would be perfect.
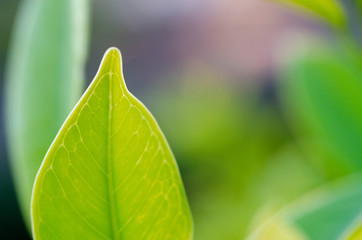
<box><xmin>5</xmin><ymin>0</ymin><xmax>89</xmax><ymax>229</ymax></box>
<box><xmin>31</xmin><ymin>48</ymin><xmax>193</xmax><ymax>239</ymax></box>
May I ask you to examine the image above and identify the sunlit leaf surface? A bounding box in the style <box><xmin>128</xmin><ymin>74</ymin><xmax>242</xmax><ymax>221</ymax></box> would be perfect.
<box><xmin>5</xmin><ymin>0</ymin><xmax>89</xmax><ymax>229</ymax></box>
<box><xmin>31</xmin><ymin>48</ymin><xmax>193</xmax><ymax>239</ymax></box>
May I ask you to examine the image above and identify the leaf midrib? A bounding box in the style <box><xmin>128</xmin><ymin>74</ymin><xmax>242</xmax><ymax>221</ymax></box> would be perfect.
<box><xmin>106</xmin><ymin>52</ymin><xmax>119</xmax><ymax>240</ymax></box>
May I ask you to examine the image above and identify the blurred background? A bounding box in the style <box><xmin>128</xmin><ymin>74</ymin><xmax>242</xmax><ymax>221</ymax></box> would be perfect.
<box><xmin>0</xmin><ymin>0</ymin><xmax>361</xmax><ymax>239</ymax></box>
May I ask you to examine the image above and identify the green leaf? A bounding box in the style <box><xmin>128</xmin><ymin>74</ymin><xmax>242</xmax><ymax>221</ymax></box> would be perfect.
<box><xmin>278</xmin><ymin>40</ymin><xmax>362</xmax><ymax>175</ymax></box>
<box><xmin>247</xmin><ymin>175</ymin><xmax>362</xmax><ymax>240</ymax></box>
<box><xmin>271</xmin><ymin>0</ymin><xmax>346</xmax><ymax>27</ymax></box>
<box><xmin>343</xmin><ymin>221</ymin><xmax>362</xmax><ymax>240</ymax></box>
<box><xmin>247</xmin><ymin>216</ymin><xmax>307</xmax><ymax>240</ymax></box>
<box><xmin>31</xmin><ymin>48</ymin><xmax>193</xmax><ymax>239</ymax></box>
<box><xmin>5</xmin><ymin>0</ymin><xmax>89</xmax><ymax>229</ymax></box>
<box><xmin>291</xmin><ymin>181</ymin><xmax>362</xmax><ymax>239</ymax></box>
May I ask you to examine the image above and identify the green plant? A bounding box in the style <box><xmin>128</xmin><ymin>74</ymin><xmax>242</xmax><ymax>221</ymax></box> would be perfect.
<box><xmin>247</xmin><ymin>175</ymin><xmax>362</xmax><ymax>240</ymax></box>
<box><xmin>31</xmin><ymin>48</ymin><xmax>192</xmax><ymax>239</ymax></box>
<box><xmin>5</xmin><ymin>0</ymin><xmax>89</xmax><ymax>230</ymax></box>
<box><xmin>4</xmin><ymin>0</ymin><xmax>362</xmax><ymax>239</ymax></box>
<box><xmin>5</xmin><ymin>1</ymin><xmax>193</xmax><ymax>239</ymax></box>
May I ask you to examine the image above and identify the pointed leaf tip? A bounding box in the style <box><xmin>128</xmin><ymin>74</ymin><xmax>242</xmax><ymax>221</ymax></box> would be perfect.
<box><xmin>97</xmin><ymin>47</ymin><xmax>123</xmax><ymax>78</ymax></box>
<box><xmin>31</xmin><ymin>48</ymin><xmax>193</xmax><ymax>239</ymax></box>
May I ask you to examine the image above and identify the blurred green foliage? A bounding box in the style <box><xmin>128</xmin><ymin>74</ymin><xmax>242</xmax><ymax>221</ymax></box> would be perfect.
<box><xmin>146</xmin><ymin>68</ymin><xmax>323</xmax><ymax>239</ymax></box>
<box><xmin>279</xmin><ymin>40</ymin><xmax>362</xmax><ymax>177</ymax></box>
<box><xmin>249</xmin><ymin>175</ymin><xmax>362</xmax><ymax>240</ymax></box>
<box><xmin>5</xmin><ymin>0</ymin><xmax>89</xmax><ymax>229</ymax></box>
<box><xmin>146</xmin><ymin>3</ymin><xmax>362</xmax><ymax>238</ymax></box>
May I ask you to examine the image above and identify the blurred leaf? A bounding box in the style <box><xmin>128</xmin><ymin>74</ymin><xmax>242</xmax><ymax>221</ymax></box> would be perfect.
<box><xmin>271</xmin><ymin>0</ymin><xmax>346</xmax><ymax>27</ymax></box>
<box><xmin>252</xmin><ymin>144</ymin><xmax>324</xmax><ymax>202</ymax></box>
<box><xmin>246</xmin><ymin>144</ymin><xmax>323</xmax><ymax>240</ymax></box>
<box><xmin>31</xmin><ymin>48</ymin><xmax>193</xmax><ymax>239</ymax></box>
<box><xmin>4</xmin><ymin>0</ymin><xmax>89</xmax><ymax>229</ymax></box>
<box><xmin>291</xmin><ymin>181</ymin><xmax>362</xmax><ymax>239</ymax></box>
<box><xmin>247</xmin><ymin>214</ymin><xmax>307</xmax><ymax>240</ymax></box>
<box><xmin>343</xmin><ymin>222</ymin><xmax>362</xmax><ymax>240</ymax></box>
<box><xmin>279</xmin><ymin>40</ymin><xmax>362</xmax><ymax>176</ymax></box>
<box><xmin>248</xmin><ymin>175</ymin><xmax>362</xmax><ymax>240</ymax></box>
<box><xmin>147</xmin><ymin>69</ymin><xmax>321</xmax><ymax>239</ymax></box>
<box><xmin>337</xmin><ymin>213</ymin><xmax>362</xmax><ymax>240</ymax></box>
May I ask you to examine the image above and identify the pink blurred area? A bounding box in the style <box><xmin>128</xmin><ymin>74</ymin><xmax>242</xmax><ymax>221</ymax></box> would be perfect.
<box><xmin>92</xmin><ymin>0</ymin><xmax>321</xmax><ymax>83</ymax></box>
